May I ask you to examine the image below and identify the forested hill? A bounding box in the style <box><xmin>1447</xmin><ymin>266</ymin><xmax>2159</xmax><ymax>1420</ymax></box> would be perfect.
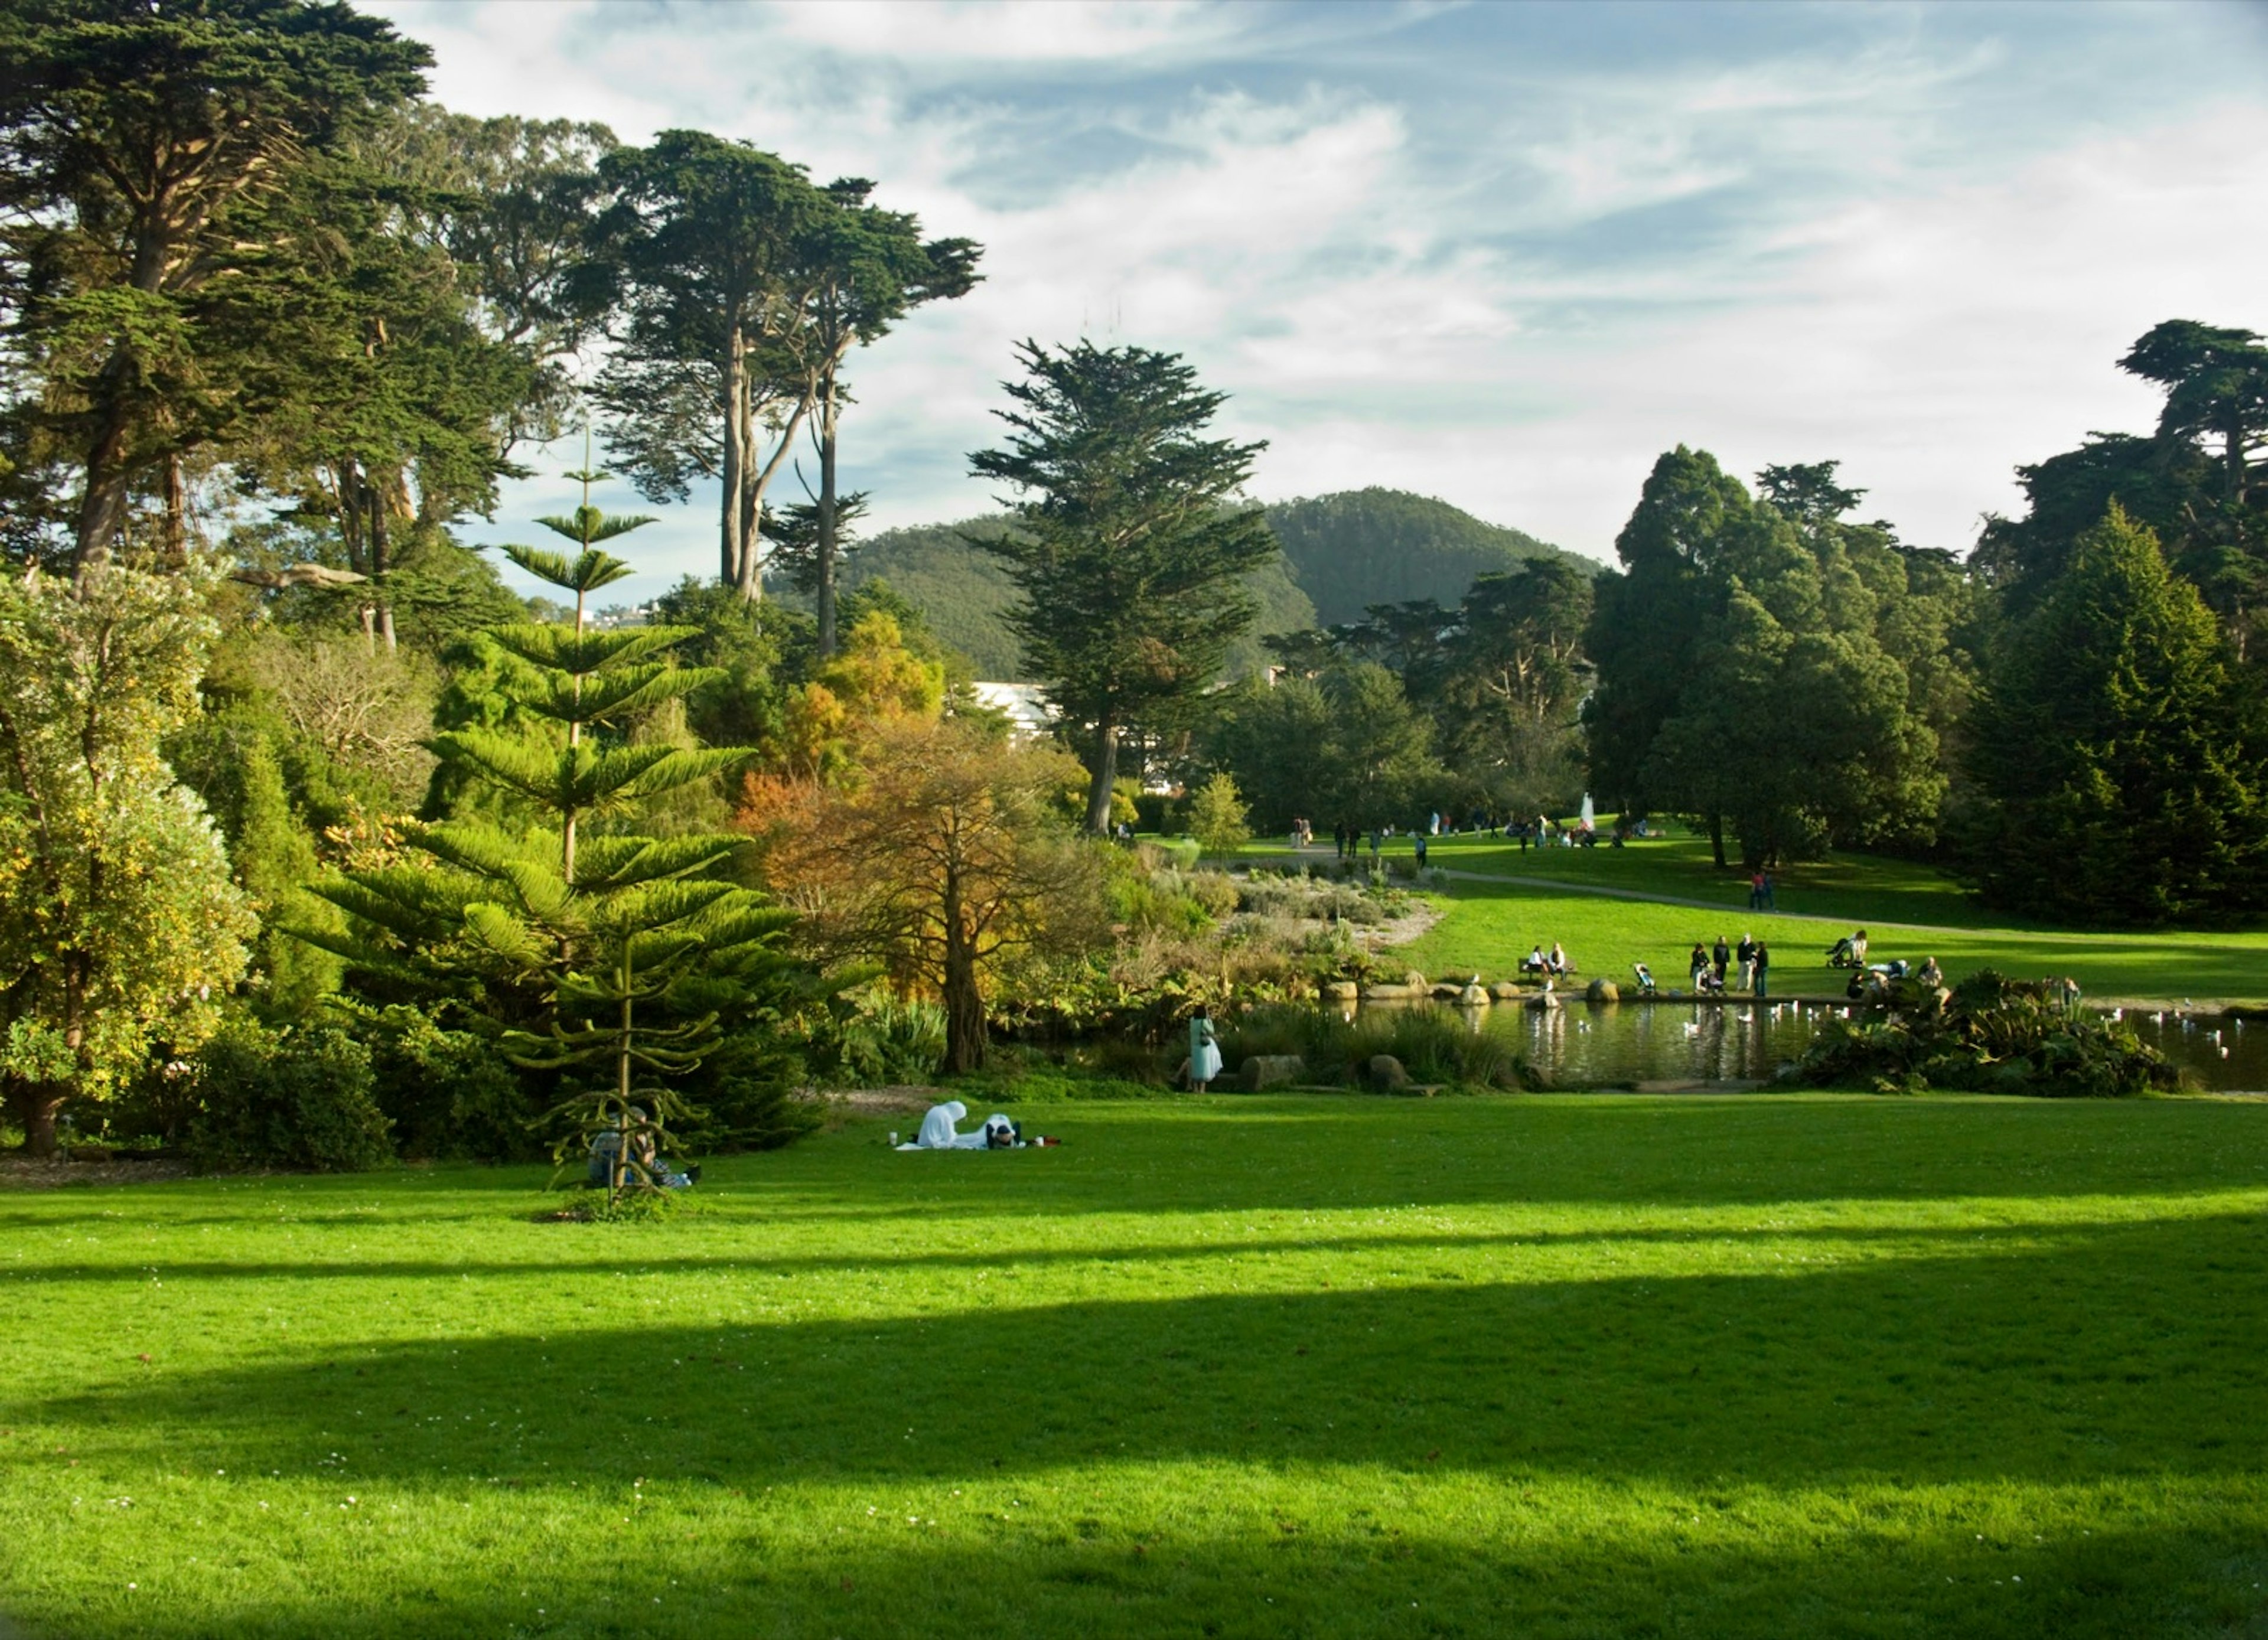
<box><xmin>1266</xmin><ymin>487</ymin><xmax>1580</xmax><ymax>627</ymax></box>
<box><xmin>819</xmin><ymin>488</ymin><xmax>1574</xmax><ymax>680</ymax></box>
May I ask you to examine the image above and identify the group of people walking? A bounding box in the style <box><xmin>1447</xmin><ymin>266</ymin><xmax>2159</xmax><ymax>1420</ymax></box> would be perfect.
<box><xmin>1687</xmin><ymin>933</ymin><xmax>1772</xmax><ymax>996</ymax></box>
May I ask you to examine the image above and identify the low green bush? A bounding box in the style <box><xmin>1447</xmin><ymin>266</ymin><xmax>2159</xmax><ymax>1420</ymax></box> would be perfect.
<box><xmin>358</xmin><ymin>1006</ymin><xmax>531</xmax><ymax>1161</ymax></box>
<box><xmin>947</xmin><ymin>1067</ymin><xmax>1162</xmax><ymax>1104</ymax></box>
<box><xmin>1790</xmin><ymin>970</ymin><xmax>2178</xmax><ymax>1097</ymax></box>
<box><xmin>185</xmin><ymin>1017</ymin><xmax>395</xmax><ymax>1172</ymax></box>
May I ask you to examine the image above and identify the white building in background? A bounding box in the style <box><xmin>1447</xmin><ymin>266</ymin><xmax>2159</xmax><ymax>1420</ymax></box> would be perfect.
<box><xmin>970</xmin><ymin>681</ymin><xmax>1054</xmax><ymax>739</ymax></box>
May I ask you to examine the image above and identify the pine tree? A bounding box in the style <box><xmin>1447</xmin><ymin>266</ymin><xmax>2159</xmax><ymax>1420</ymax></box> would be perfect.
<box><xmin>304</xmin><ymin>495</ymin><xmax>801</xmax><ymax>1188</ymax></box>
<box><xmin>1965</xmin><ymin>506</ymin><xmax>2267</xmax><ymax>923</ymax></box>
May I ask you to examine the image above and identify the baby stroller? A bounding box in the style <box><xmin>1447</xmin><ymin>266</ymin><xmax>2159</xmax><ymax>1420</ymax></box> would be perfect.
<box><xmin>1825</xmin><ymin>931</ymin><xmax>1870</xmax><ymax>969</ymax></box>
<box><xmin>1631</xmin><ymin>962</ymin><xmax>1658</xmax><ymax>996</ymax></box>
<box><xmin>1690</xmin><ymin>965</ymin><xmax>1725</xmax><ymax>996</ymax></box>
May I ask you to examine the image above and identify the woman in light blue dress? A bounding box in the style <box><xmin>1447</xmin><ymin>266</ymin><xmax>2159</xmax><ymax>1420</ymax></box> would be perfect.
<box><xmin>1188</xmin><ymin>1006</ymin><xmax>1223</xmax><ymax>1092</ymax></box>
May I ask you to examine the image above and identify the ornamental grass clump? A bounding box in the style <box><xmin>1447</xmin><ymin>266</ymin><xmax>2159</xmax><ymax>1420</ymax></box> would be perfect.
<box><xmin>1791</xmin><ymin>970</ymin><xmax>2178</xmax><ymax>1097</ymax></box>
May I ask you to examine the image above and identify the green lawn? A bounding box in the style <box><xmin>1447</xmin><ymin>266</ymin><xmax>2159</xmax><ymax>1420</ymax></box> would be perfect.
<box><xmin>5</xmin><ymin>1095</ymin><xmax>2266</xmax><ymax>1638</ymax></box>
<box><xmin>1246</xmin><ymin>832</ymin><xmax>2268</xmax><ymax>1002</ymax></box>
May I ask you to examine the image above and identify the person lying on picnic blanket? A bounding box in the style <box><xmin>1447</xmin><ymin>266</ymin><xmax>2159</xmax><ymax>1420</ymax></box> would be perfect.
<box><xmin>900</xmin><ymin>1102</ymin><xmax>1029</xmax><ymax>1150</ymax></box>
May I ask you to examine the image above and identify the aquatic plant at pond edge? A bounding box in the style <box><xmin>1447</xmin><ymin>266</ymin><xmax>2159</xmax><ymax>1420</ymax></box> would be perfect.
<box><xmin>1788</xmin><ymin>970</ymin><xmax>2177</xmax><ymax>1097</ymax></box>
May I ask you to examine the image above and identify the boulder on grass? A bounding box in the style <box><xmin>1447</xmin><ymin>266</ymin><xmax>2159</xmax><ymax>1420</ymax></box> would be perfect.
<box><xmin>1367</xmin><ymin>1054</ymin><xmax>1411</xmax><ymax>1092</ymax></box>
<box><xmin>1241</xmin><ymin>1054</ymin><xmax>1305</xmax><ymax>1091</ymax></box>
<box><xmin>1586</xmin><ymin>978</ymin><xmax>1619</xmax><ymax>1005</ymax></box>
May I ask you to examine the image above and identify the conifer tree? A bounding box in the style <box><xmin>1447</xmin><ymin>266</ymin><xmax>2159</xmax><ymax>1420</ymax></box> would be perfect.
<box><xmin>969</xmin><ymin>340</ymin><xmax>1275</xmax><ymax>832</ymax></box>
<box><xmin>304</xmin><ymin>490</ymin><xmax>798</xmax><ymax>1189</ymax></box>
<box><xmin>1964</xmin><ymin>506</ymin><xmax>2267</xmax><ymax>923</ymax></box>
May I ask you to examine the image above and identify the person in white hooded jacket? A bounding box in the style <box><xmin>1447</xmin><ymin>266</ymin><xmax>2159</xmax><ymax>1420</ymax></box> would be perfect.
<box><xmin>900</xmin><ymin>1101</ymin><xmax>1025</xmax><ymax>1150</ymax></box>
<box><xmin>908</xmin><ymin>1100</ymin><xmax>982</xmax><ymax>1149</ymax></box>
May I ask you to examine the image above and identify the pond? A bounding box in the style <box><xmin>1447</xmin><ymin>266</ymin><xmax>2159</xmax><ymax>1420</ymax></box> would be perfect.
<box><xmin>1353</xmin><ymin>997</ymin><xmax>2267</xmax><ymax>1093</ymax></box>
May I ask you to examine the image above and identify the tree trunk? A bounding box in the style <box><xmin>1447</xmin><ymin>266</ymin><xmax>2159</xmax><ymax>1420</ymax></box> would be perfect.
<box><xmin>1708</xmin><ymin>811</ymin><xmax>1726</xmax><ymax>869</ymax></box>
<box><xmin>815</xmin><ymin>377</ymin><xmax>840</xmax><ymax>658</ymax></box>
<box><xmin>73</xmin><ymin>391</ymin><xmax>135</xmax><ymax>591</ymax></box>
<box><xmin>162</xmin><ymin>453</ymin><xmax>189</xmax><ymax>568</ymax></box>
<box><xmin>941</xmin><ymin>925</ymin><xmax>987</xmax><ymax>1073</ymax></box>
<box><xmin>14</xmin><ymin>1081</ymin><xmax>66</xmax><ymax>1158</ymax></box>
<box><xmin>369</xmin><ymin>486</ymin><xmax>396</xmax><ymax>652</ymax></box>
<box><xmin>1084</xmin><ymin>710</ymin><xmax>1120</xmax><ymax>835</ymax></box>
<box><xmin>722</xmin><ymin>327</ymin><xmax>747</xmax><ymax>589</ymax></box>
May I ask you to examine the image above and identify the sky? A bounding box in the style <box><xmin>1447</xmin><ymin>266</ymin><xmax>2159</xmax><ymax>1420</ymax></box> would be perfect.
<box><xmin>367</xmin><ymin>0</ymin><xmax>2268</xmax><ymax>603</ymax></box>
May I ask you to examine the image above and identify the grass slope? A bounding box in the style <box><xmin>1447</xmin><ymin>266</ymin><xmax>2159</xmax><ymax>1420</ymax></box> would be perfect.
<box><xmin>1269</xmin><ymin>833</ymin><xmax>2268</xmax><ymax>1003</ymax></box>
<box><xmin>3</xmin><ymin>1096</ymin><xmax>2265</xmax><ymax>1638</ymax></box>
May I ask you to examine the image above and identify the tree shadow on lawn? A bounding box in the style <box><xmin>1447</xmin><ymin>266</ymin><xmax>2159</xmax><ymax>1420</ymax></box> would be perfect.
<box><xmin>24</xmin><ymin>1511</ymin><xmax>2259</xmax><ymax>1640</ymax></box>
<box><xmin>19</xmin><ymin>1214</ymin><xmax>2266</xmax><ymax>1638</ymax></box>
<box><xmin>30</xmin><ymin>1212</ymin><xmax>2266</xmax><ymax>1496</ymax></box>
<box><xmin>12</xmin><ymin>1202</ymin><xmax>2258</xmax><ymax>1288</ymax></box>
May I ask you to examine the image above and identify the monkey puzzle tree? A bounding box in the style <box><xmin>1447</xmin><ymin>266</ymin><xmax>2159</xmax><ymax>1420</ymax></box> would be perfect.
<box><xmin>305</xmin><ymin>505</ymin><xmax>800</xmax><ymax>1182</ymax></box>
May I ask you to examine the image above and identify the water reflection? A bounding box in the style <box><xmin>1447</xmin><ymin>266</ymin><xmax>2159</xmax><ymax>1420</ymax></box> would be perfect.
<box><xmin>1348</xmin><ymin>998</ymin><xmax>2265</xmax><ymax>1091</ymax></box>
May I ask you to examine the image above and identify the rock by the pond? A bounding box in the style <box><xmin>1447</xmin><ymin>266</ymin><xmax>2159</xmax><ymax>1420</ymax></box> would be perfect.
<box><xmin>1402</xmin><ymin>969</ymin><xmax>1429</xmax><ymax>990</ymax></box>
<box><xmin>1488</xmin><ymin>982</ymin><xmax>1526</xmax><ymax>1002</ymax></box>
<box><xmin>1586</xmin><ymin>978</ymin><xmax>1619</xmax><ymax>1005</ymax></box>
<box><xmin>1322</xmin><ymin>980</ymin><xmax>1360</xmax><ymax>1001</ymax></box>
<box><xmin>1429</xmin><ymin>982</ymin><xmax>1464</xmax><ymax>1000</ymax></box>
<box><xmin>1458</xmin><ymin>980</ymin><xmax>1490</xmax><ymax>1007</ymax></box>
<box><xmin>1241</xmin><ymin>1054</ymin><xmax>1305</xmax><ymax>1091</ymax></box>
<box><xmin>1527</xmin><ymin>987</ymin><xmax>1562</xmax><ymax>1010</ymax></box>
<box><xmin>1364</xmin><ymin>982</ymin><xmax>1426</xmax><ymax>1000</ymax></box>
<box><xmin>1367</xmin><ymin>1054</ymin><xmax>1411</xmax><ymax>1091</ymax></box>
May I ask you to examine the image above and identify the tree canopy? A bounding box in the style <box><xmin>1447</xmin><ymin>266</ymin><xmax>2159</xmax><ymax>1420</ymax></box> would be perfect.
<box><xmin>970</xmin><ymin>339</ymin><xmax>1276</xmax><ymax>832</ymax></box>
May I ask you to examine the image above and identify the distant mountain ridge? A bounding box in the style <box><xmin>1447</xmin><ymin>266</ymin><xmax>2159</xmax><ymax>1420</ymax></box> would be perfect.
<box><xmin>818</xmin><ymin>487</ymin><xmax>1581</xmax><ymax>682</ymax></box>
<box><xmin>1265</xmin><ymin>487</ymin><xmax>1581</xmax><ymax>628</ymax></box>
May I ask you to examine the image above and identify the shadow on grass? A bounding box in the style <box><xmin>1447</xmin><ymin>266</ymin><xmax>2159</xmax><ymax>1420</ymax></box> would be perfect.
<box><xmin>14</xmin><ymin>1204</ymin><xmax>2267</xmax><ymax>1639</ymax></box>
<box><xmin>19</xmin><ymin>1510</ymin><xmax>2261</xmax><ymax>1640</ymax></box>
<box><xmin>5</xmin><ymin>1093</ymin><xmax>2266</xmax><ymax>1236</ymax></box>
<box><xmin>9</xmin><ymin>1204</ymin><xmax>2259</xmax><ymax>1288</ymax></box>
<box><xmin>28</xmin><ymin>1212</ymin><xmax>2265</xmax><ymax>1495</ymax></box>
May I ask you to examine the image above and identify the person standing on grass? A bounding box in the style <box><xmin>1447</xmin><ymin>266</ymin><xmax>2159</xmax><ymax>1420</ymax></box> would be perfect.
<box><xmin>1712</xmin><ymin>934</ymin><xmax>1731</xmax><ymax>983</ymax></box>
<box><xmin>1188</xmin><ymin>1006</ymin><xmax>1223</xmax><ymax>1092</ymax></box>
<box><xmin>1736</xmin><ymin>933</ymin><xmax>1757</xmax><ymax>991</ymax></box>
<box><xmin>1689</xmin><ymin>943</ymin><xmax>1710</xmax><ymax>989</ymax></box>
<box><xmin>1415</xmin><ymin>833</ymin><xmax>1429</xmax><ymax>868</ymax></box>
<box><xmin>1753</xmin><ymin>941</ymin><xmax>1770</xmax><ymax>997</ymax></box>
<box><xmin>1749</xmin><ymin>870</ymin><xmax>1765</xmax><ymax>909</ymax></box>
<box><xmin>1762</xmin><ymin>870</ymin><xmax>1776</xmax><ymax>909</ymax></box>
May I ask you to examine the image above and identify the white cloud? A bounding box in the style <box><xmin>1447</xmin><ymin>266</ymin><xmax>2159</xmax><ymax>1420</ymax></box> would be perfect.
<box><xmin>369</xmin><ymin>0</ymin><xmax>2268</xmax><ymax>604</ymax></box>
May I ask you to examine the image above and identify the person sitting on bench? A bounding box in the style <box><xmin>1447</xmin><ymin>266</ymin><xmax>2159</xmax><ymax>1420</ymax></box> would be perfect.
<box><xmin>1521</xmin><ymin>944</ymin><xmax>1549</xmax><ymax>976</ymax></box>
